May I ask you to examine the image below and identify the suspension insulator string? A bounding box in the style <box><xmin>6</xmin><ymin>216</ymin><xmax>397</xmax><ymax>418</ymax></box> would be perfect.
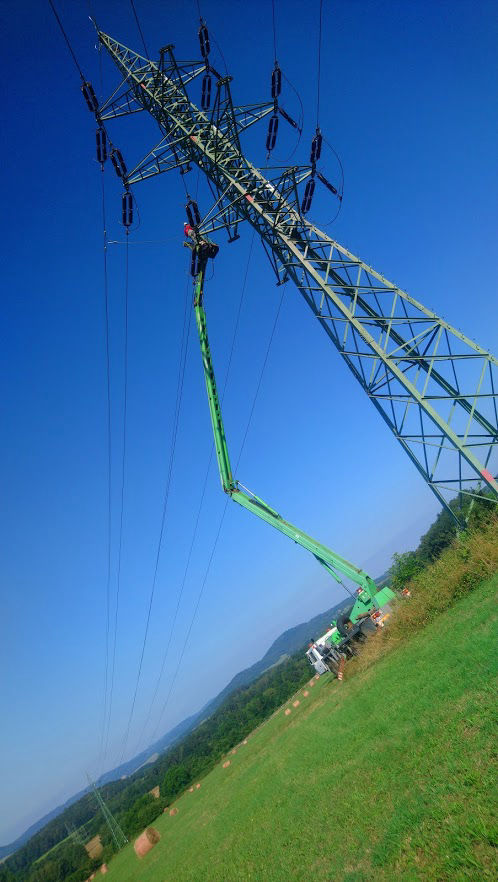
<box><xmin>301</xmin><ymin>0</ymin><xmax>324</xmax><ymax>215</ymax></box>
<box><xmin>198</xmin><ymin>19</ymin><xmax>210</xmax><ymax>59</ymax></box>
<box><xmin>266</xmin><ymin>114</ymin><xmax>279</xmax><ymax>153</ymax></box>
<box><xmin>111</xmin><ymin>148</ymin><xmax>127</xmax><ymax>180</ymax></box>
<box><xmin>82</xmin><ymin>80</ymin><xmax>99</xmax><ymax>113</ymax></box>
<box><xmin>186</xmin><ymin>198</ymin><xmax>201</xmax><ymax>228</ymax></box>
<box><xmin>96</xmin><ymin>127</ymin><xmax>107</xmax><ymax>166</ymax></box>
<box><xmin>122</xmin><ymin>189</ymin><xmax>133</xmax><ymax>228</ymax></box>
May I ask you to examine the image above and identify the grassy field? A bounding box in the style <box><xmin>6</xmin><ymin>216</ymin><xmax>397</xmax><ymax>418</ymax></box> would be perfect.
<box><xmin>101</xmin><ymin>571</ymin><xmax>497</xmax><ymax>882</ymax></box>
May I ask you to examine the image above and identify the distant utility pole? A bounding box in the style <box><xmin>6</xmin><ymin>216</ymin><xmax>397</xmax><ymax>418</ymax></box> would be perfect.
<box><xmin>65</xmin><ymin>821</ymin><xmax>86</xmax><ymax>847</ymax></box>
<box><xmin>86</xmin><ymin>774</ymin><xmax>128</xmax><ymax>850</ymax></box>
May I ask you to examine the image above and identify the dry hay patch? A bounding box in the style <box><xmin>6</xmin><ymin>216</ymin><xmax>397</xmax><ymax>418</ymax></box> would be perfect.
<box><xmin>85</xmin><ymin>835</ymin><xmax>103</xmax><ymax>860</ymax></box>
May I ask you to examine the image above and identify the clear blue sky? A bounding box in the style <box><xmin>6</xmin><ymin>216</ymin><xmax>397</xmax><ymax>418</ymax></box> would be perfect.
<box><xmin>1</xmin><ymin>0</ymin><xmax>496</xmax><ymax>845</ymax></box>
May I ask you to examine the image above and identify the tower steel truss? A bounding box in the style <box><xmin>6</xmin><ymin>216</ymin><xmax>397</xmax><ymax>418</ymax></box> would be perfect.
<box><xmin>94</xmin><ymin>32</ymin><xmax>498</xmax><ymax>524</ymax></box>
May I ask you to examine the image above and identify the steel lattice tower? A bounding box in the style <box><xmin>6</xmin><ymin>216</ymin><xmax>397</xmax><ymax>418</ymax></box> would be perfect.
<box><xmin>87</xmin><ymin>774</ymin><xmax>128</xmax><ymax>850</ymax></box>
<box><xmin>90</xmin><ymin>32</ymin><xmax>498</xmax><ymax>525</ymax></box>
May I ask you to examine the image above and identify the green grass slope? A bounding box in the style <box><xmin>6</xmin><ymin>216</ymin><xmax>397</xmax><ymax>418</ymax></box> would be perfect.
<box><xmin>103</xmin><ymin>574</ymin><xmax>497</xmax><ymax>882</ymax></box>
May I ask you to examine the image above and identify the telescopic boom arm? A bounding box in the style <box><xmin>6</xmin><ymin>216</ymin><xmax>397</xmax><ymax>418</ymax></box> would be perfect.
<box><xmin>192</xmin><ymin>253</ymin><xmax>379</xmax><ymax>600</ymax></box>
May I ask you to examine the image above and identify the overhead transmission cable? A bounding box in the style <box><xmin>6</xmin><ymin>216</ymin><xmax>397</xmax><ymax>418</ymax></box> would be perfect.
<box><xmin>271</xmin><ymin>0</ymin><xmax>277</xmax><ymax>62</ymax></box>
<box><xmin>47</xmin><ymin>0</ymin><xmax>115</xmax><ymax>781</ymax></box>
<box><xmin>133</xmin><ymin>231</ymin><xmax>256</xmax><ymax>753</ymax></box>
<box><xmin>316</xmin><ymin>0</ymin><xmax>323</xmax><ymax>128</ymax></box>
<box><xmin>148</xmin><ymin>253</ymin><xmax>286</xmax><ymax>746</ymax></box>
<box><xmin>97</xmin><ymin>116</ymin><xmax>114</xmax><ymax>779</ymax></box>
<box><xmin>47</xmin><ymin>0</ymin><xmax>84</xmax><ymax>80</ymax></box>
<box><xmin>102</xmin><ymin>229</ymin><xmax>130</xmax><ymax>768</ymax></box>
<box><xmin>130</xmin><ymin>0</ymin><xmax>149</xmax><ymax>58</ymax></box>
<box><xmin>118</xmin><ymin>271</ymin><xmax>192</xmax><ymax>763</ymax></box>
<box><xmin>92</xmin><ymin>38</ymin><xmax>115</xmax><ymax>780</ymax></box>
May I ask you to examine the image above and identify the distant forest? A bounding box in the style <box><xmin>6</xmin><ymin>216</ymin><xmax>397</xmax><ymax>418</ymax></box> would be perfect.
<box><xmin>1</xmin><ymin>491</ymin><xmax>493</xmax><ymax>882</ymax></box>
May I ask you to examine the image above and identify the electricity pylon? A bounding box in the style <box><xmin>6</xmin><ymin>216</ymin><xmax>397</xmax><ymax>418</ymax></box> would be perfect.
<box><xmin>88</xmin><ymin>31</ymin><xmax>498</xmax><ymax>525</ymax></box>
<box><xmin>65</xmin><ymin>821</ymin><xmax>86</xmax><ymax>847</ymax></box>
<box><xmin>87</xmin><ymin>774</ymin><xmax>128</xmax><ymax>850</ymax></box>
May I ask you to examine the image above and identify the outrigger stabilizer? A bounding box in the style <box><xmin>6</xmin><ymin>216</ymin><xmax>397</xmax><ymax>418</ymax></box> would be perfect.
<box><xmin>185</xmin><ymin>230</ymin><xmax>395</xmax><ymax>667</ymax></box>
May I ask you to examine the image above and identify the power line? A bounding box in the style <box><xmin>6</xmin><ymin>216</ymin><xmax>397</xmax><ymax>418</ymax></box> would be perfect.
<box><xmin>97</xmin><ymin>164</ymin><xmax>113</xmax><ymax>777</ymax></box>
<box><xmin>316</xmin><ymin>0</ymin><xmax>324</xmax><ymax>128</ymax></box>
<box><xmin>235</xmin><ymin>282</ymin><xmax>286</xmax><ymax>471</ymax></box>
<box><xmin>133</xmin><ymin>232</ymin><xmax>256</xmax><ymax>753</ymax></box>
<box><xmin>130</xmin><ymin>0</ymin><xmax>149</xmax><ymax>59</ymax></box>
<box><xmin>47</xmin><ymin>0</ymin><xmax>84</xmax><ymax>80</ymax></box>
<box><xmin>149</xmin><ymin>498</ymin><xmax>229</xmax><ymax>744</ymax></box>
<box><xmin>119</xmin><ymin>271</ymin><xmax>192</xmax><ymax>763</ymax></box>
<box><xmin>148</xmin><ymin>255</ymin><xmax>285</xmax><ymax>746</ymax></box>
<box><xmin>87</xmin><ymin>774</ymin><xmax>128</xmax><ymax>850</ymax></box>
<box><xmin>102</xmin><ymin>229</ymin><xmax>130</xmax><ymax>768</ymax></box>
<box><xmin>271</xmin><ymin>0</ymin><xmax>277</xmax><ymax>62</ymax></box>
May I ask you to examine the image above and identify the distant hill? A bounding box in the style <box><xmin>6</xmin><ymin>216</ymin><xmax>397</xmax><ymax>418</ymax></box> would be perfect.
<box><xmin>0</xmin><ymin>596</ymin><xmax>350</xmax><ymax>860</ymax></box>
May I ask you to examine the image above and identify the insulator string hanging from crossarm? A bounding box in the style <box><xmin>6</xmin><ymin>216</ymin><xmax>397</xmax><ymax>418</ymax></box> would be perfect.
<box><xmin>265</xmin><ymin>0</ymin><xmax>302</xmax><ymax>160</ymax></box>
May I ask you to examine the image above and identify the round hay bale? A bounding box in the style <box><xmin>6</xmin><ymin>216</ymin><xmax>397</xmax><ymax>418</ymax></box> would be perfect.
<box><xmin>189</xmin><ymin>786</ymin><xmax>194</xmax><ymax>792</ymax></box>
<box><xmin>303</xmin><ymin>690</ymin><xmax>309</xmax><ymax>697</ymax></box>
<box><xmin>284</xmin><ymin>708</ymin><xmax>291</xmax><ymax>716</ymax></box>
<box><xmin>222</xmin><ymin>760</ymin><xmax>231</xmax><ymax>768</ymax></box>
<box><xmin>100</xmin><ymin>865</ymin><xmax>108</xmax><ymax>875</ymax></box>
<box><xmin>196</xmin><ymin>782</ymin><xmax>201</xmax><ymax>789</ymax></box>
<box><xmin>243</xmin><ymin>739</ymin><xmax>248</xmax><ymax>745</ymax></box>
<box><xmin>309</xmin><ymin>680</ymin><xmax>315</xmax><ymax>687</ymax></box>
<box><xmin>314</xmin><ymin>673</ymin><xmax>320</xmax><ymax>680</ymax></box>
<box><xmin>169</xmin><ymin>808</ymin><xmax>178</xmax><ymax>817</ymax></box>
<box><xmin>134</xmin><ymin>827</ymin><xmax>161</xmax><ymax>858</ymax></box>
<box><xmin>293</xmin><ymin>700</ymin><xmax>300</xmax><ymax>707</ymax></box>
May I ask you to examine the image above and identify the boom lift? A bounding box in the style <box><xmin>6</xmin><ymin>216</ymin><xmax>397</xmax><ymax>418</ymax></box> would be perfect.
<box><xmin>187</xmin><ymin>233</ymin><xmax>395</xmax><ymax>675</ymax></box>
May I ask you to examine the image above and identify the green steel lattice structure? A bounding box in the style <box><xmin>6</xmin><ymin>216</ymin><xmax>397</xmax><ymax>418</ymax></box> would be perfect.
<box><xmin>93</xmin><ymin>31</ymin><xmax>498</xmax><ymax>525</ymax></box>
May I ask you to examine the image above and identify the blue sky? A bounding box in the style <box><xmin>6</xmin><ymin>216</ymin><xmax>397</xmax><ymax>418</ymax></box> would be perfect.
<box><xmin>1</xmin><ymin>0</ymin><xmax>497</xmax><ymax>844</ymax></box>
